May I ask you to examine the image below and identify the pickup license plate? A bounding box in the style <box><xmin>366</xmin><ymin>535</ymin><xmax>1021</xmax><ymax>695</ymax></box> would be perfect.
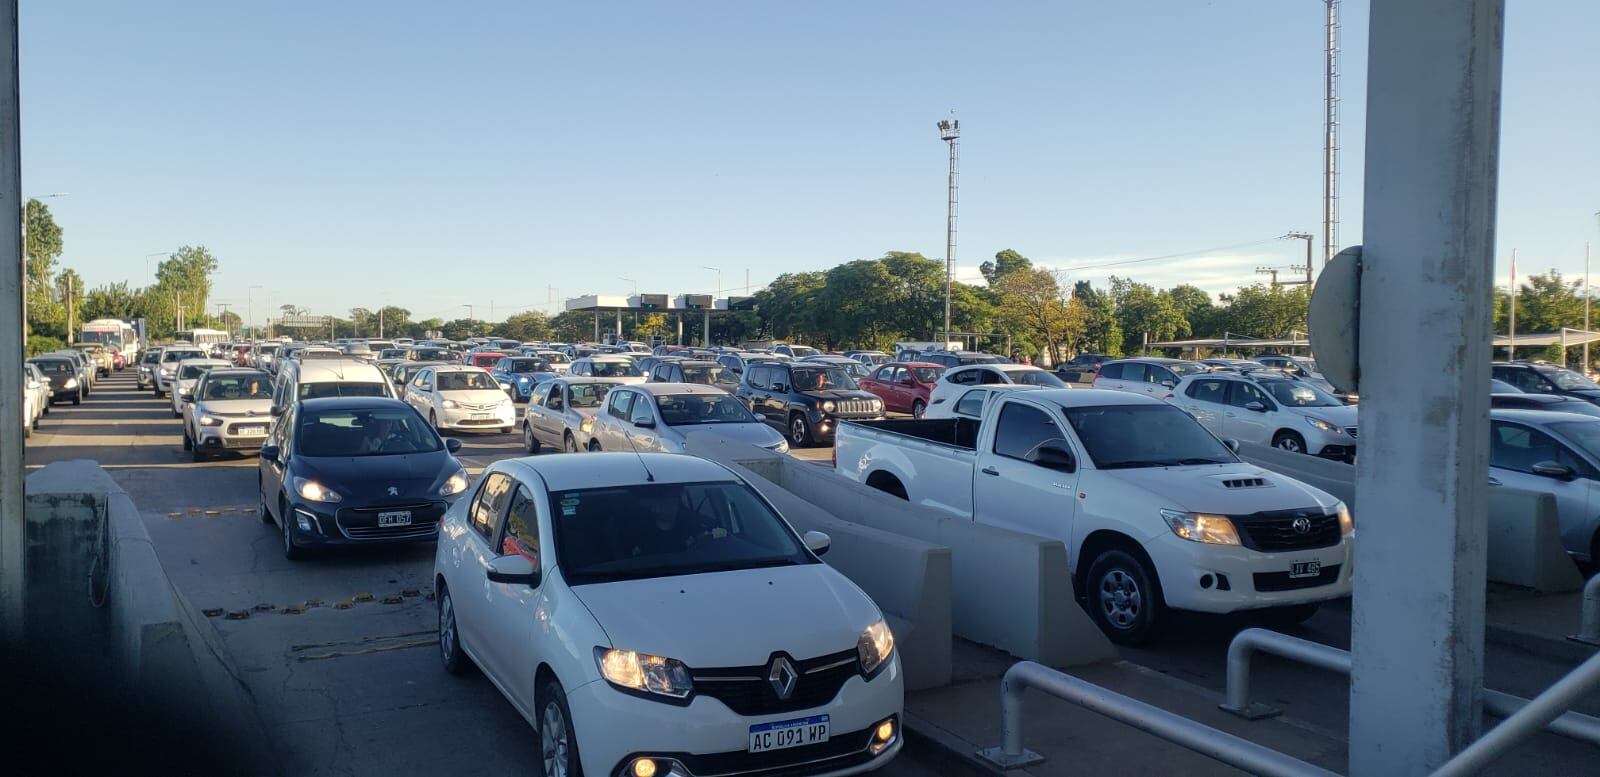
<box><xmin>377</xmin><ymin>511</ymin><xmax>412</xmax><ymax>527</ymax></box>
<box><xmin>749</xmin><ymin>715</ymin><xmax>829</xmax><ymax>753</ymax></box>
<box><xmin>1290</xmin><ymin>560</ymin><xmax>1322</xmax><ymax>578</ymax></box>
<box><xmin>236</xmin><ymin>425</ymin><xmax>266</xmax><ymax>436</ymax></box>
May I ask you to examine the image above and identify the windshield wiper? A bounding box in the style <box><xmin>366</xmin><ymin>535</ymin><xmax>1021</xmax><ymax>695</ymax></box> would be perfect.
<box><xmin>1177</xmin><ymin>457</ymin><xmax>1230</xmax><ymax>465</ymax></box>
<box><xmin>1097</xmin><ymin>460</ymin><xmax>1168</xmax><ymax>469</ymax></box>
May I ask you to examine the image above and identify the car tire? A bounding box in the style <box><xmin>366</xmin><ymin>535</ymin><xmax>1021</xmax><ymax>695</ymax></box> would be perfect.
<box><xmin>523</xmin><ymin>423</ymin><xmax>542</xmax><ymax>454</ymax></box>
<box><xmin>1084</xmin><ymin>548</ymin><xmax>1166</xmax><ymax>646</ymax></box>
<box><xmin>72</xmin><ymin>395</ymin><xmax>81</xmax><ymax>406</ymax></box>
<box><xmin>438</xmin><ymin>585</ymin><xmax>469</xmax><ymax>675</ymax></box>
<box><xmin>259</xmin><ymin>489</ymin><xmax>273</xmax><ymax>525</ymax></box>
<box><xmin>564</xmin><ymin>433</ymin><xmax>578</xmax><ymax>454</ymax></box>
<box><xmin>23</xmin><ymin>423</ymin><xmax>30</xmax><ymax>440</ymax></box>
<box><xmin>281</xmin><ymin>497</ymin><xmax>305</xmax><ymax>561</ymax></box>
<box><xmin>429</xmin><ymin>411</ymin><xmax>440</xmax><ymax>431</ymax></box>
<box><xmin>789</xmin><ymin>413</ymin><xmax>812</xmax><ymax>447</ymax></box>
<box><xmin>1257</xmin><ymin>603</ymin><xmax>1321</xmax><ymax>627</ymax></box>
<box><xmin>588</xmin><ymin>440</ymin><xmax>601</xmax><ymax>452</ymax></box>
<box><xmin>537</xmin><ymin>677</ymin><xmax>582</xmax><ymax>777</ymax></box>
<box><xmin>182</xmin><ymin>431</ymin><xmax>192</xmax><ymax>451</ymax></box>
<box><xmin>501</xmin><ymin>425</ymin><xmax>514</xmax><ymax>435</ymax></box>
<box><xmin>911</xmin><ymin>400</ymin><xmax>926</xmax><ymax>419</ymax></box>
<box><xmin>1272</xmin><ymin>431</ymin><xmax>1307</xmax><ymax>454</ymax></box>
<box><xmin>154</xmin><ymin>388</ymin><xmax>163</xmax><ymax>399</ymax></box>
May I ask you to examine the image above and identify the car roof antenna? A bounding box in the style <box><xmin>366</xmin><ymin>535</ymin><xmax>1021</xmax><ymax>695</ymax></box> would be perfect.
<box><xmin>620</xmin><ymin>420</ymin><xmax>656</xmax><ymax>482</ymax></box>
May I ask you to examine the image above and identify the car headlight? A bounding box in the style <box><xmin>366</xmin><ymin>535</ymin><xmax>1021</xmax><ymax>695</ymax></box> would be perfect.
<box><xmin>1159</xmin><ymin>509</ymin><xmax>1240</xmax><ymax>545</ymax></box>
<box><xmin>858</xmin><ymin>619</ymin><xmax>895</xmax><ymax>676</ymax></box>
<box><xmin>63</xmin><ymin>378</ymin><xmax>78</xmax><ymax>388</ymax></box>
<box><xmin>821</xmin><ymin>400</ymin><xmax>836</xmax><ymax>413</ymax></box>
<box><xmin>1305</xmin><ymin>417</ymin><xmax>1342</xmax><ymax>434</ymax></box>
<box><xmin>594</xmin><ymin>647</ymin><xmax>693</xmax><ymax>699</ymax></box>
<box><xmin>580</xmin><ymin>417</ymin><xmax>595</xmax><ymax>433</ymax></box>
<box><xmin>517</xmin><ymin>375</ymin><xmax>531</xmax><ymax>385</ymax></box>
<box><xmin>439</xmin><ymin>469</ymin><xmax>469</xmax><ymax>496</ymax></box>
<box><xmin>198</xmin><ymin>414</ymin><xmax>222</xmax><ymax>427</ymax></box>
<box><xmin>160</xmin><ymin>367</ymin><xmax>173</xmax><ymax>376</ymax></box>
<box><xmin>871</xmin><ymin>398</ymin><xmax>884</xmax><ymax>411</ymax></box>
<box><xmin>772</xmin><ymin>439</ymin><xmax>790</xmax><ymax>453</ymax></box>
<box><xmin>293</xmin><ymin>477</ymin><xmax>343</xmax><ymax>503</ymax></box>
<box><xmin>1333</xmin><ymin>501</ymin><xmax>1353</xmax><ymax>536</ymax></box>
<box><xmin>442</xmin><ymin>399</ymin><xmax>459</xmax><ymax>409</ymax></box>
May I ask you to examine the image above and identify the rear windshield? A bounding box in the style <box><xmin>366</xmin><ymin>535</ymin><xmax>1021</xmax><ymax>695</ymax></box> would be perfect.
<box><xmin>408</xmin><ymin>348</ymin><xmax>451</xmax><ymax>361</ymax></box>
<box><xmin>657</xmin><ymin>393</ymin><xmax>757</xmax><ymax>425</ymax></box>
<box><xmin>259</xmin><ymin>344</ymin><xmax>281</xmax><ymax>355</ymax></box>
<box><xmin>568</xmin><ymin>383</ymin><xmax>611</xmax><ymax>408</ymax></box>
<box><xmin>203</xmin><ymin>375</ymin><xmax>273</xmax><ymax>400</ymax></box>
<box><xmin>180</xmin><ymin>363</ymin><xmax>219</xmax><ymax>380</ymax></box>
<box><xmin>503</xmin><ymin>358</ymin><xmax>543</xmax><ymax>373</ymax></box>
<box><xmin>299</xmin><ymin>381</ymin><xmax>389</xmax><ymax>399</ymax></box>
<box><xmin>162</xmin><ymin>350</ymin><xmax>204</xmax><ymax>363</ymax></box>
<box><xmin>590</xmin><ymin>361</ymin><xmax>641</xmax><ymax>378</ymax></box>
<box><xmin>538</xmin><ymin>352</ymin><xmax>570</xmax><ymax>364</ymax></box>
<box><xmin>297</xmin><ymin>406</ymin><xmax>441</xmax><ymax>457</ymax></box>
<box><xmin>299</xmin><ymin>350</ymin><xmax>345</xmax><ymax>360</ymax></box>
<box><xmin>681</xmin><ymin>365</ymin><xmax>728</xmax><ymax>384</ymax></box>
<box><xmin>1011</xmin><ymin>370</ymin><xmax>1067</xmax><ymax>387</ymax></box>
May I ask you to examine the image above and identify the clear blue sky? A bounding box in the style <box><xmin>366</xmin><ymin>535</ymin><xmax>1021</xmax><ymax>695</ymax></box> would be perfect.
<box><xmin>20</xmin><ymin>1</ymin><xmax>1599</xmax><ymax>324</ymax></box>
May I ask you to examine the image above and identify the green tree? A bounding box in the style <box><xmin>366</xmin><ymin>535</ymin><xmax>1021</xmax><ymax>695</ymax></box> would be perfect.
<box><xmin>499</xmin><ymin>310</ymin><xmax>554</xmax><ymax>342</ymax></box>
<box><xmin>1110</xmin><ymin>276</ymin><xmax>1190</xmax><ymax>353</ymax></box>
<box><xmin>993</xmin><ymin>267</ymin><xmax>1081</xmax><ymax>363</ymax></box>
<box><xmin>549</xmin><ymin>310</ymin><xmax>594</xmax><ymax>343</ymax></box>
<box><xmin>55</xmin><ymin>268</ymin><xmax>86</xmax><ymax>337</ymax></box>
<box><xmin>634</xmin><ymin>313</ymin><xmax>671</xmax><ymax>341</ymax></box>
<box><xmin>980</xmin><ymin>248</ymin><xmax>1034</xmax><ymax>286</ymax></box>
<box><xmin>82</xmin><ymin>282</ymin><xmax>145</xmax><ymax>322</ymax></box>
<box><xmin>154</xmin><ymin>245</ymin><xmax>220</xmax><ymax>328</ymax></box>
<box><xmin>1073</xmin><ymin>281</ymin><xmax>1123</xmax><ymax>356</ymax></box>
<box><xmin>1503</xmin><ymin>270</ymin><xmax>1584</xmax><ymax>335</ymax></box>
<box><xmin>1220</xmin><ymin>283</ymin><xmax>1310</xmax><ymax>339</ymax></box>
<box><xmin>24</xmin><ymin>198</ymin><xmax>64</xmax><ymax>335</ymax></box>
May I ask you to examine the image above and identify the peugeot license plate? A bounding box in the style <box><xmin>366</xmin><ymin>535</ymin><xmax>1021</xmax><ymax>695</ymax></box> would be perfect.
<box><xmin>749</xmin><ymin>715</ymin><xmax>829</xmax><ymax>753</ymax></box>
<box><xmin>377</xmin><ymin>511</ymin><xmax>412</xmax><ymax>527</ymax></box>
<box><xmin>1290</xmin><ymin>560</ymin><xmax>1321</xmax><ymax>578</ymax></box>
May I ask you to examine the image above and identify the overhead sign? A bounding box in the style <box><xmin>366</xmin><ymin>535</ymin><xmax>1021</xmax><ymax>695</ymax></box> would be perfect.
<box><xmin>639</xmin><ymin>293</ymin><xmax>668</xmax><ymax>310</ymax></box>
<box><xmin>728</xmin><ymin>296</ymin><xmax>756</xmax><ymax>311</ymax></box>
<box><xmin>683</xmin><ymin>294</ymin><xmax>714</xmax><ymax>310</ymax></box>
<box><xmin>277</xmin><ymin>315</ymin><xmax>331</xmax><ymax>329</ymax></box>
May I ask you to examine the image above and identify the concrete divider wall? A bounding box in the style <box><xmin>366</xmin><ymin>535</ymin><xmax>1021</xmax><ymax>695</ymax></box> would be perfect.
<box><xmin>1238</xmin><ymin>442</ymin><xmax>1583</xmax><ymax>593</ymax></box>
<box><xmin>688</xmin><ymin>438</ymin><xmax>1116</xmax><ymax>667</ymax></box>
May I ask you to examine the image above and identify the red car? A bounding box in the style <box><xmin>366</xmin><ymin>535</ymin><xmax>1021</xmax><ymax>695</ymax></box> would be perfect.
<box><xmin>465</xmin><ymin>351</ymin><xmax>506</xmax><ymax>369</ymax></box>
<box><xmin>860</xmin><ymin>361</ymin><xmax>945</xmax><ymax>418</ymax></box>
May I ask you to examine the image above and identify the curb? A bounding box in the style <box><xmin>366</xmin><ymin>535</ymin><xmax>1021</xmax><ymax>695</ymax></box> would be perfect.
<box><xmin>1485</xmin><ymin>623</ymin><xmax>1597</xmax><ymax>666</ymax></box>
<box><xmin>902</xmin><ymin>711</ymin><xmax>1027</xmax><ymax>777</ymax></box>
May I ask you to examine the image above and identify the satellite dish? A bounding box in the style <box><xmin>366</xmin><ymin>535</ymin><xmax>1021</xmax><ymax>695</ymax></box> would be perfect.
<box><xmin>1309</xmin><ymin>245</ymin><xmax>1362</xmax><ymax>395</ymax></box>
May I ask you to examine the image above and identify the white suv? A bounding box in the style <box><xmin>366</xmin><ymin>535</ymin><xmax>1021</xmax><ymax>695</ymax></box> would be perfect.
<box><xmin>434</xmin><ymin>454</ymin><xmax>903</xmax><ymax>777</ymax></box>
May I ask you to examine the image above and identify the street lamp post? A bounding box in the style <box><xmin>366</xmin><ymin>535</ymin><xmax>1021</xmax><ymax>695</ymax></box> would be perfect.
<box><xmin>618</xmin><ymin>277</ymin><xmax>637</xmax><ymax>297</ymax></box>
<box><xmin>701</xmin><ymin>266</ymin><xmax>721</xmax><ymax>298</ymax></box>
<box><xmin>937</xmin><ymin>118</ymin><xmax>960</xmax><ymax>348</ymax></box>
<box><xmin>248</xmin><ymin>285</ymin><xmax>262</xmax><ymax>339</ymax></box>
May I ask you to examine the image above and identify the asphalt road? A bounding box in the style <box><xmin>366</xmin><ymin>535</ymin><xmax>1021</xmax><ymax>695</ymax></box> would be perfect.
<box><xmin>24</xmin><ymin>370</ymin><xmax>945</xmax><ymax>777</ymax></box>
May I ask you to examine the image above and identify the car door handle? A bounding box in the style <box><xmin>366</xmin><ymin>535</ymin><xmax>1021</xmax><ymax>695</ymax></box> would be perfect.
<box><xmin>1224</xmin><ymin>412</ymin><xmax>1236</xmax><ymax>418</ymax></box>
<box><xmin>981</xmin><ymin>466</ymin><xmax>1000</xmax><ymax>476</ymax></box>
<box><xmin>1488</xmin><ymin>477</ymin><xmax>1501</xmax><ymax>486</ymax></box>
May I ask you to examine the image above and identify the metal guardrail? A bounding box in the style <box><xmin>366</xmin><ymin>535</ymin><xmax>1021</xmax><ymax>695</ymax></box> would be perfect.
<box><xmin>1433</xmin><ymin>650</ymin><xmax>1600</xmax><ymax>777</ymax></box>
<box><xmin>975</xmin><ymin>660</ymin><xmax>1339</xmax><ymax>776</ymax></box>
<box><xmin>1221</xmin><ymin>628</ymin><xmax>1600</xmax><ymax>749</ymax></box>
<box><xmin>1570</xmin><ymin>573</ymin><xmax>1600</xmax><ymax>647</ymax></box>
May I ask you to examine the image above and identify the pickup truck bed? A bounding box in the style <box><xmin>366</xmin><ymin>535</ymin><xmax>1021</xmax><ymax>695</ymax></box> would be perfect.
<box><xmin>844</xmin><ymin>417</ymin><xmax>981</xmax><ymax>450</ymax></box>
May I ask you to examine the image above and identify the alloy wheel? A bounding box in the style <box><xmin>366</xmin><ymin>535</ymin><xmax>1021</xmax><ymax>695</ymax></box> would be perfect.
<box><xmin>541</xmin><ymin>701</ymin><xmax>570</xmax><ymax>777</ymax></box>
<box><xmin>1098</xmin><ymin>569</ymin><xmax>1142</xmax><ymax>630</ymax></box>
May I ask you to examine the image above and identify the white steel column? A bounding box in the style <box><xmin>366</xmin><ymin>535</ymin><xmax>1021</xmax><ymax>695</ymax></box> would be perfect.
<box><xmin>0</xmin><ymin>0</ymin><xmax>21</xmax><ymax>643</ymax></box>
<box><xmin>1350</xmin><ymin>0</ymin><xmax>1503</xmax><ymax>773</ymax></box>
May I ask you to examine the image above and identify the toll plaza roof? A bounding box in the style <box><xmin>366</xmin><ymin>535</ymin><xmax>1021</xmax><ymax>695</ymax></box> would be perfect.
<box><xmin>564</xmin><ymin>294</ymin><xmax>752</xmax><ymax>313</ymax></box>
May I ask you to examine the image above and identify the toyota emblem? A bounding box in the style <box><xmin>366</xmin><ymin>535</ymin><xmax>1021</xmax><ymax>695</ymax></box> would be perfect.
<box><xmin>387</xmin><ymin>486</ymin><xmax>399</xmax><ymax>497</ymax></box>
<box><xmin>768</xmin><ymin>656</ymin><xmax>798</xmax><ymax>701</ymax></box>
<box><xmin>1292</xmin><ymin>516</ymin><xmax>1312</xmax><ymax>534</ymax></box>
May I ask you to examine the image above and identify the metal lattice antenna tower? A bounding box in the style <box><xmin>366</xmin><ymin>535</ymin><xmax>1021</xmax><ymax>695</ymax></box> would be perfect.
<box><xmin>938</xmin><ymin>116</ymin><xmax>960</xmax><ymax>345</ymax></box>
<box><xmin>1323</xmin><ymin>0</ymin><xmax>1341</xmax><ymax>268</ymax></box>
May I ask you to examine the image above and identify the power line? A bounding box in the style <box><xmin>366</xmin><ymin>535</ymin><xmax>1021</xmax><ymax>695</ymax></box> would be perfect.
<box><xmin>1051</xmin><ymin>236</ymin><xmax>1289</xmax><ymax>274</ymax></box>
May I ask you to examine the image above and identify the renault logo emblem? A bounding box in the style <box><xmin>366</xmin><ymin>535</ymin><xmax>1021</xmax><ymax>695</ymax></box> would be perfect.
<box><xmin>387</xmin><ymin>486</ymin><xmax>399</xmax><ymax>497</ymax></box>
<box><xmin>1292</xmin><ymin>516</ymin><xmax>1312</xmax><ymax>534</ymax></box>
<box><xmin>768</xmin><ymin>656</ymin><xmax>798</xmax><ymax>701</ymax></box>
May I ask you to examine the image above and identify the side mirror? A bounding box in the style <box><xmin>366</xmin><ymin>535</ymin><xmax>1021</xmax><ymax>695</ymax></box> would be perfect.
<box><xmin>802</xmin><ymin>530</ymin><xmax>831</xmax><ymax>556</ymax></box>
<box><xmin>1032</xmin><ymin>443</ymin><xmax>1077</xmax><ymax>473</ymax></box>
<box><xmin>181</xmin><ymin>393</ymin><xmax>194</xmax><ymax>402</ymax></box>
<box><xmin>634</xmin><ymin>417</ymin><xmax>656</xmax><ymax>429</ymax></box>
<box><xmin>1244</xmin><ymin>401</ymin><xmax>1267</xmax><ymax>413</ymax></box>
<box><xmin>772</xmin><ymin>383</ymin><xmax>787</xmax><ymax>393</ymax></box>
<box><xmin>445</xmin><ymin>438</ymin><xmax>463</xmax><ymax>453</ymax></box>
<box><xmin>270</xmin><ymin>405</ymin><xmax>284</xmax><ymax>416</ymax></box>
<box><xmin>259</xmin><ymin>445</ymin><xmax>280</xmax><ymax>463</ymax></box>
<box><xmin>486</xmin><ymin>553</ymin><xmax>540</xmax><ymax>586</ymax></box>
<box><xmin>1223</xmin><ymin>438</ymin><xmax>1241</xmax><ymax>453</ymax></box>
<box><xmin>1161</xmin><ymin>380</ymin><xmax>1177</xmax><ymax>388</ymax></box>
<box><xmin>1532</xmin><ymin>461</ymin><xmax>1575</xmax><ymax>480</ymax></box>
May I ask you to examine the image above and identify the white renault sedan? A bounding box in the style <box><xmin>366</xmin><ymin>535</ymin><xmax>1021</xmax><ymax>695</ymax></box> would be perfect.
<box><xmin>404</xmin><ymin>364</ymin><xmax>516</xmax><ymax>433</ymax></box>
<box><xmin>435</xmin><ymin>454</ymin><xmax>903</xmax><ymax>777</ymax></box>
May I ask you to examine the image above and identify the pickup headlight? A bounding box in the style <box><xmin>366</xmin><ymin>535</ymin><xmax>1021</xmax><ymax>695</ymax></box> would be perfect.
<box><xmin>1333</xmin><ymin>501</ymin><xmax>1353</xmax><ymax>536</ymax></box>
<box><xmin>442</xmin><ymin>399</ymin><xmax>459</xmax><ymax>409</ymax></box>
<box><xmin>1305</xmin><ymin>417</ymin><xmax>1342</xmax><ymax>434</ymax></box>
<box><xmin>293</xmin><ymin>477</ymin><xmax>343</xmax><ymax>503</ymax></box>
<box><xmin>858</xmin><ymin>619</ymin><xmax>895</xmax><ymax>676</ymax></box>
<box><xmin>595</xmin><ymin>647</ymin><xmax>693</xmax><ymax>699</ymax></box>
<box><xmin>821</xmin><ymin>400</ymin><xmax>836</xmax><ymax>413</ymax></box>
<box><xmin>1159</xmin><ymin>509</ymin><xmax>1241</xmax><ymax>545</ymax></box>
<box><xmin>439</xmin><ymin>469</ymin><xmax>469</xmax><ymax>496</ymax></box>
<box><xmin>63</xmin><ymin>378</ymin><xmax>78</xmax><ymax>389</ymax></box>
<box><xmin>198</xmin><ymin>414</ymin><xmax>222</xmax><ymax>427</ymax></box>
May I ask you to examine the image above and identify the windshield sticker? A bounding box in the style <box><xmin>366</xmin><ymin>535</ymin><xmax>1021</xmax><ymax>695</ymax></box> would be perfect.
<box><xmin>560</xmin><ymin>495</ymin><xmax>580</xmax><ymax>516</ymax></box>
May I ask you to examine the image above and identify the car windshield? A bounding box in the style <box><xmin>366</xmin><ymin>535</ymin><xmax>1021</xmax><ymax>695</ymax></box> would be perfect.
<box><xmin>590</xmin><ymin>361</ymin><xmax>641</xmax><ymax>378</ymax></box>
<box><xmin>788</xmin><ymin>346</ymin><xmax>820</xmax><ymax>357</ymax></box>
<box><xmin>33</xmin><ymin>359</ymin><xmax>71</xmax><ymax>374</ymax></box>
<box><xmin>141</xmin><ymin>352</ymin><xmax>161</xmax><ymax>364</ymax></box>
<box><xmin>409</xmin><ymin>348</ymin><xmax>450</xmax><ymax>361</ymax></box>
<box><xmin>1262</xmin><ymin>380</ymin><xmax>1343</xmax><ymax>407</ymax></box>
<box><xmin>1010</xmin><ymin>370</ymin><xmax>1067</xmax><ymax>387</ymax></box>
<box><xmin>680</xmin><ymin>365</ymin><xmax>728</xmax><ymax>384</ymax></box>
<box><xmin>538</xmin><ymin>352</ymin><xmax>569</xmax><ymax>364</ymax></box>
<box><xmin>179</xmin><ymin>363</ymin><xmax>218</xmax><ymax>380</ymax></box>
<box><xmin>1063</xmin><ymin>404</ymin><xmax>1237</xmax><ymax>469</ymax></box>
<box><xmin>299</xmin><ymin>381</ymin><xmax>389</xmax><ymax>399</ymax></box>
<box><xmin>657</xmin><ymin>394</ymin><xmax>757</xmax><ymax>425</ymax></box>
<box><xmin>908</xmin><ymin>366</ymin><xmax>943</xmax><ymax>383</ymax></box>
<box><xmin>438</xmin><ymin>371</ymin><xmax>496</xmax><ymax>391</ymax></box>
<box><xmin>550</xmin><ymin>481</ymin><xmax>811</xmax><ymax>585</ymax></box>
<box><xmin>1543</xmin><ymin>368</ymin><xmax>1599</xmax><ymax>390</ymax></box>
<box><xmin>790</xmin><ymin>367</ymin><xmax>858</xmax><ymax>391</ymax></box>
<box><xmin>297</xmin><ymin>406</ymin><xmax>442</xmax><ymax>457</ymax></box>
<box><xmin>1548</xmin><ymin>420</ymin><xmax>1600</xmax><ymax>461</ymax></box>
<box><xmin>203</xmin><ymin>375</ymin><xmax>272</xmax><ymax>400</ymax></box>
<box><xmin>162</xmin><ymin>350</ymin><xmax>203</xmax><ymax>363</ymax></box>
<box><xmin>567</xmin><ymin>383</ymin><xmax>611</xmax><ymax>408</ymax></box>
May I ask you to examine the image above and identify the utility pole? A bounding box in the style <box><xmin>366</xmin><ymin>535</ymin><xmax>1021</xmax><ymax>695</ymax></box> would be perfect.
<box><xmin>1508</xmin><ymin>248</ymin><xmax>1517</xmax><ymax>361</ymax></box>
<box><xmin>1285</xmin><ymin>232</ymin><xmax>1315</xmax><ymax>285</ymax></box>
<box><xmin>938</xmin><ymin>117</ymin><xmax>960</xmax><ymax>346</ymax></box>
<box><xmin>2</xmin><ymin>0</ymin><xmax>25</xmax><ymax>644</ymax></box>
<box><xmin>1585</xmin><ymin>241</ymin><xmax>1591</xmax><ymax>373</ymax></box>
<box><xmin>1322</xmin><ymin>0</ymin><xmax>1341</xmax><ymax>269</ymax></box>
<box><xmin>378</xmin><ymin>305</ymin><xmax>384</xmax><ymax>338</ymax></box>
<box><xmin>63</xmin><ymin>273</ymin><xmax>74</xmax><ymax>341</ymax></box>
<box><xmin>1255</xmin><ymin>267</ymin><xmax>1280</xmax><ymax>287</ymax></box>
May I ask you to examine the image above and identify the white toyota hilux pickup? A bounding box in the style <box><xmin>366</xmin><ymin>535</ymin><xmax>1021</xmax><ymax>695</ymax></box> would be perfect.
<box><xmin>833</xmin><ymin>388</ymin><xmax>1353</xmax><ymax>645</ymax></box>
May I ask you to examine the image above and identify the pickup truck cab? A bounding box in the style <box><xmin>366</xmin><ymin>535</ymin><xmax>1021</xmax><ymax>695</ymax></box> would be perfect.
<box><xmin>834</xmin><ymin>389</ymin><xmax>1352</xmax><ymax>644</ymax></box>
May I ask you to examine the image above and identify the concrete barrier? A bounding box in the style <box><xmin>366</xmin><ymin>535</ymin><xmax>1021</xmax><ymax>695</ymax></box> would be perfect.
<box><xmin>1239</xmin><ymin>442</ymin><xmax>1583</xmax><ymax>593</ymax></box>
<box><xmin>689</xmin><ymin>438</ymin><xmax>1116</xmax><ymax>668</ymax></box>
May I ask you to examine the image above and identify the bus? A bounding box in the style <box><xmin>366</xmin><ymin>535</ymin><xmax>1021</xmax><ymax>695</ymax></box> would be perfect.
<box><xmin>174</xmin><ymin>328</ymin><xmax>230</xmax><ymax>348</ymax></box>
<box><xmin>79</xmin><ymin>318</ymin><xmax>140</xmax><ymax>355</ymax></box>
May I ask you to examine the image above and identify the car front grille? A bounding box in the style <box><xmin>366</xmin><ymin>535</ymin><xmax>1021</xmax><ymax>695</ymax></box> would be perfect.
<box><xmin>1230</xmin><ymin>509</ymin><xmax>1341</xmax><ymax>552</ymax></box>
<box><xmin>831</xmin><ymin>400</ymin><xmax>879</xmax><ymax>416</ymax></box>
<box><xmin>458</xmin><ymin>402</ymin><xmax>501</xmax><ymax>412</ymax></box>
<box><xmin>1343</xmin><ymin>426</ymin><xmax>1358</xmax><ymax>438</ymax></box>
<box><xmin>668</xmin><ymin>725</ymin><xmax>879</xmax><ymax>777</ymax></box>
<box><xmin>335</xmin><ymin>502</ymin><xmax>444</xmax><ymax>541</ymax></box>
<box><xmin>691</xmin><ymin>649</ymin><xmax>859</xmax><ymax>717</ymax></box>
<box><xmin>1253</xmin><ymin>564</ymin><xmax>1343</xmax><ymax>592</ymax></box>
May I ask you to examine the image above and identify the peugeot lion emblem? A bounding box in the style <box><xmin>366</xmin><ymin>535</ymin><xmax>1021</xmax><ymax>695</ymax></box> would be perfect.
<box><xmin>387</xmin><ymin>486</ymin><xmax>399</xmax><ymax>497</ymax></box>
<box><xmin>1292</xmin><ymin>516</ymin><xmax>1312</xmax><ymax>535</ymax></box>
<box><xmin>768</xmin><ymin>656</ymin><xmax>798</xmax><ymax>701</ymax></box>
